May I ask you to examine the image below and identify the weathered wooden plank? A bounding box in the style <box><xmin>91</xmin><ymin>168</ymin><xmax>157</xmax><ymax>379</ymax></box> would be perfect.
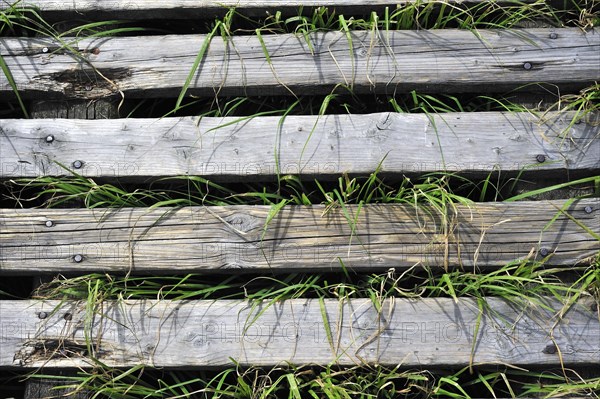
<box><xmin>1</xmin><ymin>297</ymin><xmax>598</xmax><ymax>368</ymax></box>
<box><xmin>0</xmin><ymin>0</ymin><xmax>543</xmax><ymax>19</ymax></box>
<box><xmin>0</xmin><ymin>199</ymin><xmax>598</xmax><ymax>274</ymax></box>
<box><xmin>1</xmin><ymin>29</ymin><xmax>597</xmax><ymax>99</ymax></box>
<box><xmin>1</xmin><ymin>112</ymin><xmax>598</xmax><ymax>180</ymax></box>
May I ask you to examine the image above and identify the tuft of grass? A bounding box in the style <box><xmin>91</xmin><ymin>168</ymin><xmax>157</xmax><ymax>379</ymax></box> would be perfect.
<box><xmin>433</xmin><ymin>366</ymin><xmax>600</xmax><ymax>399</ymax></box>
<box><xmin>543</xmin><ymin>82</ymin><xmax>600</xmax><ymax>127</ymax></box>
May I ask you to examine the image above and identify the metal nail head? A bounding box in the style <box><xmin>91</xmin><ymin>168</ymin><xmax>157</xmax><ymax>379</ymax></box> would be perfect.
<box><xmin>523</xmin><ymin>62</ymin><xmax>533</xmax><ymax>70</ymax></box>
<box><xmin>42</xmin><ymin>47</ymin><xmax>49</xmax><ymax>53</ymax></box>
<box><xmin>38</xmin><ymin>311</ymin><xmax>48</xmax><ymax>319</ymax></box>
<box><xmin>542</xmin><ymin>344</ymin><xmax>557</xmax><ymax>354</ymax></box>
<box><xmin>584</xmin><ymin>206</ymin><xmax>593</xmax><ymax>214</ymax></box>
<box><xmin>45</xmin><ymin>135</ymin><xmax>54</xmax><ymax>143</ymax></box>
<box><xmin>63</xmin><ymin>313</ymin><xmax>73</xmax><ymax>321</ymax></box>
<box><xmin>72</xmin><ymin>160</ymin><xmax>83</xmax><ymax>169</ymax></box>
<box><xmin>539</xmin><ymin>248</ymin><xmax>549</xmax><ymax>257</ymax></box>
<box><xmin>549</xmin><ymin>32</ymin><xmax>558</xmax><ymax>39</ymax></box>
<box><xmin>73</xmin><ymin>254</ymin><xmax>84</xmax><ymax>263</ymax></box>
<box><xmin>45</xmin><ymin>220</ymin><xmax>54</xmax><ymax>228</ymax></box>
<box><xmin>536</xmin><ymin>154</ymin><xmax>546</xmax><ymax>163</ymax></box>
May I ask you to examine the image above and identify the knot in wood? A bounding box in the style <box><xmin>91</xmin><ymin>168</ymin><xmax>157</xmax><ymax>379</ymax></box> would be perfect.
<box><xmin>365</xmin><ymin>127</ymin><xmax>389</xmax><ymax>141</ymax></box>
<box><xmin>542</xmin><ymin>343</ymin><xmax>557</xmax><ymax>354</ymax></box>
<box><xmin>224</xmin><ymin>213</ymin><xmax>259</xmax><ymax>233</ymax></box>
<box><xmin>376</xmin><ymin>113</ymin><xmax>393</xmax><ymax>131</ymax></box>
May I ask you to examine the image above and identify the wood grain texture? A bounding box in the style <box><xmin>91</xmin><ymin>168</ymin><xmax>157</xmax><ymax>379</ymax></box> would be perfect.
<box><xmin>1</xmin><ymin>112</ymin><xmax>598</xmax><ymax>180</ymax></box>
<box><xmin>1</xmin><ymin>29</ymin><xmax>597</xmax><ymax>99</ymax></box>
<box><xmin>1</xmin><ymin>199</ymin><xmax>598</xmax><ymax>274</ymax></box>
<box><xmin>0</xmin><ymin>0</ymin><xmax>543</xmax><ymax>19</ymax></box>
<box><xmin>1</xmin><ymin>297</ymin><xmax>598</xmax><ymax>368</ymax></box>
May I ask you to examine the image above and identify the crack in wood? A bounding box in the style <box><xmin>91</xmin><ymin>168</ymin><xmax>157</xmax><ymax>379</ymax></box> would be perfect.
<box><xmin>14</xmin><ymin>339</ymin><xmax>96</xmax><ymax>365</ymax></box>
<box><xmin>47</xmin><ymin>67</ymin><xmax>130</xmax><ymax>98</ymax></box>
<box><xmin>499</xmin><ymin>62</ymin><xmax>547</xmax><ymax>71</ymax></box>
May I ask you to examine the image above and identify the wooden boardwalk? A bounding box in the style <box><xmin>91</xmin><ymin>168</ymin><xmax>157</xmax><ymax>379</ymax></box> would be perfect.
<box><xmin>1</xmin><ymin>112</ymin><xmax>598</xmax><ymax>180</ymax></box>
<box><xmin>2</xmin><ymin>297</ymin><xmax>598</xmax><ymax>368</ymax></box>
<box><xmin>1</xmin><ymin>0</ymin><xmax>599</xmax><ymax>396</ymax></box>
<box><xmin>1</xmin><ymin>29</ymin><xmax>598</xmax><ymax>99</ymax></box>
<box><xmin>1</xmin><ymin>199</ymin><xmax>598</xmax><ymax>274</ymax></box>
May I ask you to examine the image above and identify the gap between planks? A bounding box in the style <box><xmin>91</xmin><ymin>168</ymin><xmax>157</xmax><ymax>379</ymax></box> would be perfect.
<box><xmin>0</xmin><ymin>199</ymin><xmax>598</xmax><ymax>274</ymax></box>
<box><xmin>1</xmin><ymin>111</ymin><xmax>598</xmax><ymax>180</ymax></box>
<box><xmin>0</xmin><ymin>28</ymin><xmax>598</xmax><ymax>99</ymax></box>
<box><xmin>0</xmin><ymin>297</ymin><xmax>598</xmax><ymax>368</ymax></box>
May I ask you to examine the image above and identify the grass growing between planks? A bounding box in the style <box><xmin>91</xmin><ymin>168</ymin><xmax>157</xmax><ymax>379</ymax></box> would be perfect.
<box><xmin>4</xmin><ymin>170</ymin><xmax>599</xmax><ymax>209</ymax></box>
<box><xmin>21</xmin><ymin>258</ymin><xmax>599</xmax><ymax>398</ymax></box>
<box><xmin>31</xmin><ymin>260</ymin><xmax>599</xmax><ymax>307</ymax></box>
<box><xmin>5</xmin><ymin>170</ymin><xmax>477</xmax><ymax>208</ymax></box>
<box><xmin>4</xmin><ymin>168</ymin><xmax>597</xmax><ymax>398</ymax></box>
<box><xmin>23</xmin><ymin>365</ymin><xmax>600</xmax><ymax>399</ymax></box>
<box><xmin>3</xmin><ymin>162</ymin><xmax>598</xmax><ymax>399</ymax></box>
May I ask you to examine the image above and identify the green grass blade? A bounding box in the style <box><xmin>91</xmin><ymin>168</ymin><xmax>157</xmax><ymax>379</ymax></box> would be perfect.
<box><xmin>319</xmin><ymin>296</ymin><xmax>336</xmax><ymax>355</ymax></box>
<box><xmin>0</xmin><ymin>52</ymin><xmax>28</xmax><ymax>118</ymax></box>
<box><xmin>504</xmin><ymin>176</ymin><xmax>600</xmax><ymax>202</ymax></box>
<box><xmin>175</xmin><ymin>21</ymin><xmax>222</xmax><ymax>111</ymax></box>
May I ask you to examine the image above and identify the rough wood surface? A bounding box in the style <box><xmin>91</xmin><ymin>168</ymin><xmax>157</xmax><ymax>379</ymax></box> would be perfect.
<box><xmin>1</xmin><ymin>297</ymin><xmax>598</xmax><ymax>368</ymax></box>
<box><xmin>1</xmin><ymin>29</ymin><xmax>597</xmax><ymax>99</ymax></box>
<box><xmin>1</xmin><ymin>112</ymin><xmax>598</xmax><ymax>180</ymax></box>
<box><xmin>0</xmin><ymin>0</ymin><xmax>543</xmax><ymax>19</ymax></box>
<box><xmin>1</xmin><ymin>199</ymin><xmax>598</xmax><ymax>274</ymax></box>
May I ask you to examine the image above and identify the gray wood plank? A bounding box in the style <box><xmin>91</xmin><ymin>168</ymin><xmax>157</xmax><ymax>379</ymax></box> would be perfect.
<box><xmin>1</xmin><ymin>199</ymin><xmax>598</xmax><ymax>274</ymax></box>
<box><xmin>0</xmin><ymin>29</ymin><xmax>597</xmax><ymax>99</ymax></box>
<box><xmin>1</xmin><ymin>297</ymin><xmax>598</xmax><ymax>368</ymax></box>
<box><xmin>0</xmin><ymin>0</ymin><xmax>542</xmax><ymax>19</ymax></box>
<box><xmin>1</xmin><ymin>112</ymin><xmax>598</xmax><ymax>180</ymax></box>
